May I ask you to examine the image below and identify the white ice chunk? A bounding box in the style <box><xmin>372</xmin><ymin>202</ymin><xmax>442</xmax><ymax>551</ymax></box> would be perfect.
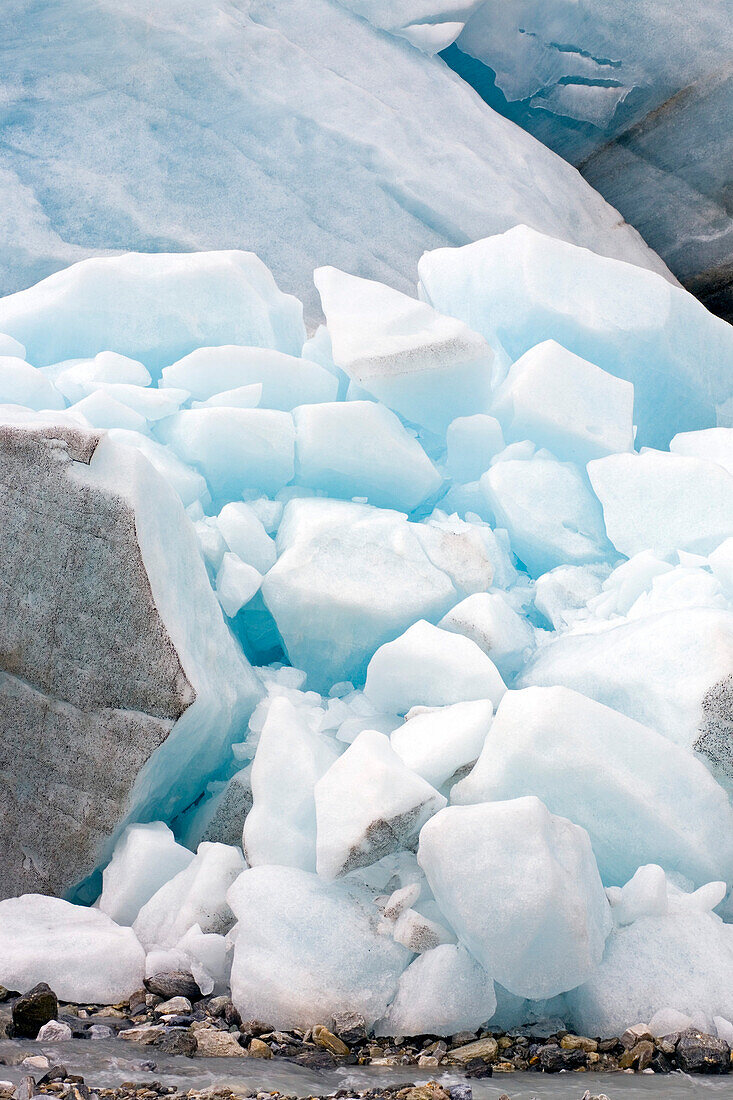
<box><xmin>245</xmin><ymin>696</ymin><xmax>339</xmax><ymax>872</ymax></box>
<box><xmin>533</xmin><ymin>564</ymin><xmax>609</xmax><ymax>630</ymax></box>
<box><xmin>418</xmin><ymin>797</ymin><xmax>611</xmax><ymax>999</ymax></box>
<box><xmin>452</xmin><ymin>687</ymin><xmax>733</xmax><ymax>888</ymax></box>
<box><xmin>98</xmin><ymin>822</ymin><xmax>194</xmax><ymax>927</ymax></box>
<box><xmin>175</xmin><ymin>924</ymin><xmax>232</xmax><ymax>997</ymax></box>
<box><xmin>491</xmin><ymin>340</ymin><xmax>635</xmax><ymax>464</ymax></box>
<box><xmin>365</xmin><ymin>620</ymin><xmax>506</xmax><ymax>714</ymax></box>
<box><xmin>0</xmin><ymin>356</ymin><xmax>65</xmax><ymax>410</ymax></box>
<box><xmin>519</xmin><ymin>608</ymin><xmax>733</xmax><ymax>763</ymax></box>
<box><xmin>105</xmin><ymin>429</ymin><xmax>207</xmax><ymax>507</ymax></box>
<box><xmin>228</xmin><ymin>865</ymin><xmax>410</xmax><ymax>1029</ymax></box>
<box><xmin>390</xmin><ymin>699</ymin><xmax>493</xmax><ymax>788</ymax></box>
<box><xmin>0</xmin><ymin>333</ymin><xmax>26</xmax><ymax>358</ymax></box>
<box><xmin>73</xmin><ymin>390</ymin><xmax>148</xmax><ymax>431</ymax></box>
<box><xmin>710</xmin><ymin>538</ymin><xmax>733</xmax><ymax>597</ymax></box>
<box><xmin>216</xmin><ymin>502</ymin><xmax>277</xmax><ymax>573</ymax></box>
<box><xmin>569</xmin><ymin>869</ymin><xmax>733</xmax><ymax>1036</ymax></box>
<box><xmin>0</xmin><ymin>894</ymin><xmax>145</xmax><ymax>1003</ymax></box>
<box><xmin>216</xmin><ymin>553</ymin><xmax>262</xmax><ymax>617</ymax></box>
<box><xmin>375</xmin><ymin>944</ymin><xmax>496</xmax><ymax>1038</ymax></box>
<box><xmin>315</xmin><ymin>266</ymin><xmax>493</xmax><ymax>434</ymax></box>
<box><xmin>133</xmin><ymin>841</ymin><xmax>245</xmax><ymax>949</ymax></box>
<box><xmin>392</xmin><ymin>907</ymin><xmax>454</xmax><ymax>952</ymax></box>
<box><xmin>315</xmin><ymin>729</ymin><xmax>446</xmax><ymax>880</ymax></box>
<box><xmin>0</xmin><ymin>251</ymin><xmax>306</xmax><ymax>371</ymax></box>
<box><xmin>481</xmin><ymin>451</ymin><xmax>613</xmax><ymax>577</ymax></box>
<box><xmin>587</xmin><ymin>551</ymin><xmax>674</xmax><ymax>620</ymax></box>
<box><xmin>446</xmin><ymin>414</ymin><xmax>504</xmax><ymax>482</ymax></box>
<box><xmin>158</xmin><ymin>408</ymin><xmax>295</xmax><ymax>501</ymax></box>
<box><xmin>191</xmin><ymin>383</ymin><xmax>262</xmax><ymax>409</ymax></box>
<box><xmin>97</xmin><ymin>383</ymin><xmax>189</xmax><ymax>420</ymax></box>
<box><xmin>588</xmin><ymin>450</ymin><xmax>733</xmax><ymax>557</ymax></box>
<box><xmin>418</xmin><ymin>224</ymin><xmax>733</xmax><ymax>449</ymax></box>
<box><xmin>293</xmin><ymin>400</ymin><xmax>442</xmax><ymax>511</ymax></box>
<box><xmin>262</xmin><ymin>499</ymin><xmax>457</xmax><ymax>690</ymax></box>
<box><xmin>439</xmin><ymin>591</ymin><xmax>535</xmax><ymax>679</ymax></box>
<box><xmin>415</xmin><ymin>513</ymin><xmax>495</xmax><ymax>596</ymax></box>
<box><xmin>606</xmin><ymin>864</ymin><xmax>669</xmax><ymax>927</ymax></box>
<box><xmin>161</xmin><ymin>346</ymin><xmax>336</xmax><ymax>409</ymax></box>
<box><xmin>671</xmin><ymin>427</ymin><xmax>733</xmax><ymax>478</ymax></box>
<box><xmin>53</xmin><ymin>351</ymin><xmax>152</xmax><ymax>402</ymax></box>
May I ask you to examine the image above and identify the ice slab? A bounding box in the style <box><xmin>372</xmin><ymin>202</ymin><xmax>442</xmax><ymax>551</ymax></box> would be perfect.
<box><xmin>52</xmin><ymin>351</ymin><xmax>152</xmax><ymax>402</ymax></box>
<box><xmin>98</xmin><ymin>822</ymin><xmax>194</xmax><ymax>927</ymax></box>
<box><xmin>588</xmin><ymin>450</ymin><xmax>733</xmax><ymax>557</ymax></box>
<box><xmin>480</xmin><ymin>451</ymin><xmax>613</xmax><ymax>577</ymax></box>
<box><xmin>0</xmin><ymin>251</ymin><xmax>305</xmax><ymax>372</ymax></box>
<box><xmin>453</xmin><ymin>687</ymin><xmax>733</xmax><ymax>888</ymax></box>
<box><xmin>418</xmin><ymin>225</ymin><xmax>733</xmax><ymax>448</ymax></box>
<box><xmin>133</xmin><ymin>842</ymin><xmax>245</xmax><ymax>950</ymax></box>
<box><xmin>364</xmin><ymin>620</ymin><xmax>506</xmax><ymax>714</ymax></box>
<box><xmin>216</xmin><ymin>503</ymin><xmax>277</xmax><ymax>574</ymax></box>
<box><xmin>0</xmin><ymin>894</ymin><xmax>145</xmax><ymax>1003</ymax></box>
<box><xmin>491</xmin><ymin>340</ymin><xmax>635</xmax><ymax>464</ymax></box>
<box><xmin>418</xmin><ymin>797</ymin><xmax>612</xmax><ymax>999</ymax></box>
<box><xmin>293</xmin><ymin>400</ymin><xmax>442</xmax><ymax>511</ymax></box>
<box><xmin>671</xmin><ymin>427</ymin><xmax>733</xmax><ymax>478</ymax></box>
<box><xmin>315</xmin><ymin>266</ymin><xmax>494</xmax><ymax>434</ymax></box>
<box><xmin>244</xmin><ymin>697</ymin><xmax>339</xmax><ymax>872</ymax></box>
<box><xmin>161</xmin><ymin>346</ymin><xmax>336</xmax><ymax>410</ymax></box>
<box><xmin>0</xmin><ymin>356</ymin><xmax>65</xmax><ymax>411</ymax></box>
<box><xmin>228</xmin><ymin>865</ymin><xmax>411</xmax><ymax>1029</ymax></box>
<box><xmin>446</xmin><ymin>414</ymin><xmax>505</xmax><ymax>482</ymax></box>
<box><xmin>438</xmin><ymin>591</ymin><xmax>536</xmax><ymax>679</ymax></box>
<box><xmin>215</xmin><ymin>553</ymin><xmax>262</xmax><ymax>618</ymax></box>
<box><xmin>391</xmin><ymin>698</ymin><xmax>493</xmax><ymax>789</ymax></box>
<box><xmin>375</xmin><ymin>944</ymin><xmax>496</xmax><ymax>1037</ymax></box>
<box><xmin>315</xmin><ymin>729</ymin><xmax>446</xmax><ymax>880</ymax></box>
<box><xmin>261</xmin><ymin>499</ymin><xmax>457</xmax><ymax>690</ymax></box>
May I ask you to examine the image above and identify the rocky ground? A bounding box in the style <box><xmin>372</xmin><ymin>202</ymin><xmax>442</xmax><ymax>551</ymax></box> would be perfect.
<box><xmin>1</xmin><ymin>976</ymin><xmax>731</xmax><ymax>1082</ymax></box>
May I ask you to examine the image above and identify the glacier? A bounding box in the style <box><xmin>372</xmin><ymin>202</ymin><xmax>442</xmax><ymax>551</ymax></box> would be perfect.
<box><xmin>0</xmin><ymin>0</ymin><xmax>674</xmax><ymax>324</ymax></box>
<box><xmin>1</xmin><ymin>221</ymin><xmax>733</xmax><ymax>1046</ymax></box>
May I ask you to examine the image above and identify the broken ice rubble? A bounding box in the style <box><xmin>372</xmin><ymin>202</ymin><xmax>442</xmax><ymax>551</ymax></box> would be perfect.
<box><xmin>1</xmin><ymin>224</ymin><xmax>733</xmax><ymax>1032</ymax></box>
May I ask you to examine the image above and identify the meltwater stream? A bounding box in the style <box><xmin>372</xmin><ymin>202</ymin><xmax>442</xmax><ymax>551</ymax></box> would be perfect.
<box><xmin>0</xmin><ymin>1040</ymin><xmax>730</xmax><ymax>1100</ymax></box>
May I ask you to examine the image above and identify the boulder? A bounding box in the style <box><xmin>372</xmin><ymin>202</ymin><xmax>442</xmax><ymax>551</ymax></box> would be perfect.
<box><xmin>0</xmin><ymin>423</ymin><xmax>260</xmax><ymax>899</ymax></box>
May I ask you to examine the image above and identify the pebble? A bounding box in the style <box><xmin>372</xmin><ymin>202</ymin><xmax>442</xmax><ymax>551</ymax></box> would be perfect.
<box><xmin>36</xmin><ymin>1021</ymin><xmax>72</xmax><ymax>1042</ymax></box>
<box><xmin>312</xmin><ymin>1026</ymin><xmax>349</xmax><ymax>1057</ymax></box>
<box><xmin>192</xmin><ymin>1030</ymin><xmax>245</xmax><ymax>1058</ymax></box>
<box><xmin>144</xmin><ymin>974</ymin><xmax>201</xmax><ymax>1003</ymax></box>
<box><xmin>154</xmin><ymin>999</ymin><xmax>192</xmax><ymax>1018</ymax></box>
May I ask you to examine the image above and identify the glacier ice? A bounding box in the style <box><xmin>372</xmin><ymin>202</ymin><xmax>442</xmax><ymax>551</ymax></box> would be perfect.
<box><xmin>418</xmin><ymin>798</ymin><xmax>612</xmax><ymax>999</ymax></box>
<box><xmin>375</xmin><ymin>944</ymin><xmax>496</xmax><ymax>1037</ymax></box>
<box><xmin>491</xmin><ymin>340</ymin><xmax>635</xmax><ymax>464</ymax></box>
<box><xmin>419</xmin><ymin>225</ymin><xmax>733</xmax><ymax>447</ymax></box>
<box><xmin>98</xmin><ymin>822</ymin><xmax>194</xmax><ymax>927</ymax></box>
<box><xmin>0</xmin><ymin>356</ymin><xmax>64</xmax><ymax>411</ymax></box>
<box><xmin>452</xmin><ymin>687</ymin><xmax>733</xmax><ymax>887</ymax></box>
<box><xmin>438</xmin><ymin>591</ymin><xmax>536</xmax><ymax>679</ymax></box>
<box><xmin>364</xmin><ymin>620</ymin><xmax>506</xmax><ymax>714</ymax></box>
<box><xmin>446</xmin><ymin>414</ymin><xmax>505</xmax><ymax>482</ymax></box>
<box><xmin>314</xmin><ymin>729</ymin><xmax>446</xmax><ymax>880</ymax></box>
<box><xmin>390</xmin><ymin>698</ymin><xmax>493</xmax><ymax>789</ymax></box>
<box><xmin>671</xmin><ymin>427</ymin><xmax>733</xmax><ymax>478</ymax></box>
<box><xmin>227</xmin><ymin>865</ymin><xmax>411</xmax><ymax>1030</ymax></box>
<box><xmin>215</xmin><ymin>554</ymin><xmax>263</xmax><ymax>618</ymax></box>
<box><xmin>0</xmin><ymin>894</ymin><xmax>145</xmax><ymax>1004</ymax></box>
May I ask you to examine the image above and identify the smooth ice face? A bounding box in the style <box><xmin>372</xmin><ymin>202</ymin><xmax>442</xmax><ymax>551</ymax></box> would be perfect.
<box><xmin>588</xmin><ymin>450</ymin><xmax>733</xmax><ymax>557</ymax></box>
<box><xmin>364</xmin><ymin>620</ymin><xmax>506</xmax><ymax>714</ymax></box>
<box><xmin>261</xmin><ymin>499</ymin><xmax>457</xmax><ymax>690</ymax></box>
<box><xmin>72</xmin><ymin>390</ymin><xmax>148</xmax><ymax>432</ymax></box>
<box><xmin>106</xmin><ymin>429</ymin><xmax>208</xmax><ymax>508</ymax></box>
<box><xmin>418</xmin><ymin>225</ymin><xmax>733</xmax><ymax>447</ymax></box>
<box><xmin>418</xmin><ymin>798</ymin><xmax>612</xmax><ymax>999</ymax></box>
<box><xmin>452</xmin><ymin>687</ymin><xmax>733</xmax><ymax>888</ymax></box>
<box><xmin>52</xmin><ymin>351</ymin><xmax>152</xmax><ymax>402</ymax></box>
<box><xmin>98</xmin><ymin>822</ymin><xmax>194</xmax><ymax>926</ymax></box>
<box><xmin>0</xmin><ymin>251</ymin><xmax>305</xmax><ymax>371</ymax></box>
<box><xmin>569</xmin><ymin>869</ymin><xmax>733</xmax><ymax>1036</ymax></box>
<box><xmin>216</xmin><ymin>503</ymin><xmax>277</xmax><ymax>574</ymax></box>
<box><xmin>0</xmin><ymin>894</ymin><xmax>145</xmax><ymax>1003</ymax></box>
<box><xmin>390</xmin><ymin>699</ymin><xmax>493</xmax><ymax>789</ymax></box>
<box><xmin>491</xmin><ymin>340</ymin><xmax>635</xmax><ymax>464</ymax></box>
<box><xmin>532</xmin><ymin>563</ymin><xmax>609</xmax><ymax>631</ymax></box>
<box><xmin>0</xmin><ymin>356</ymin><xmax>64</xmax><ymax>410</ymax></box>
<box><xmin>481</xmin><ymin>452</ymin><xmax>613</xmax><ymax>577</ymax></box>
<box><xmin>446</xmin><ymin>414</ymin><xmax>505</xmax><ymax>482</ymax></box>
<box><xmin>161</xmin><ymin>346</ymin><xmax>337</xmax><ymax>409</ymax></box>
<box><xmin>215</xmin><ymin>554</ymin><xmax>262</xmax><ymax>618</ymax></box>
<box><xmin>520</xmin><ymin>608</ymin><xmax>733</xmax><ymax>771</ymax></box>
<box><xmin>315</xmin><ymin>266</ymin><xmax>494</xmax><ymax>434</ymax></box>
<box><xmin>157</xmin><ymin>408</ymin><xmax>296</xmax><ymax>502</ymax></box>
<box><xmin>244</xmin><ymin>696</ymin><xmax>339</xmax><ymax>872</ymax></box>
<box><xmin>227</xmin><ymin>865</ymin><xmax>411</xmax><ymax>1029</ymax></box>
<box><xmin>375</xmin><ymin>944</ymin><xmax>496</xmax><ymax>1037</ymax></box>
<box><xmin>315</xmin><ymin>729</ymin><xmax>446</xmax><ymax>880</ymax></box>
<box><xmin>671</xmin><ymin>427</ymin><xmax>733</xmax><ymax>478</ymax></box>
<box><xmin>438</xmin><ymin>591</ymin><xmax>536</xmax><ymax>679</ymax></box>
<box><xmin>133</xmin><ymin>842</ymin><xmax>245</xmax><ymax>950</ymax></box>
<box><xmin>0</xmin><ymin>333</ymin><xmax>26</xmax><ymax>358</ymax></box>
<box><xmin>293</xmin><ymin>401</ymin><xmax>442</xmax><ymax>512</ymax></box>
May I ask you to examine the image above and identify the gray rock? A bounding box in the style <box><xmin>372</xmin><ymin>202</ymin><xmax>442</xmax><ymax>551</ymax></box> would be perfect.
<box><xmin>13</xmin><ymin>1078</ymin><xmax>35</xmax><ymax>1100</ymax></box>
<box><xmin>0</xmin><ymin>424</ymin><xmax>261</xmax><ymax>899</ymax></box>
<box><xmin>145</xmin><ymin>971</ymin><xmax>202</xmax><ymax>1002</ymax></box>
<box><xmin>675</xmin><ymin>1028</ymin><xmax>731</xmax><ymax>1074</ymax></box>
<box><xmin>35</xmin><ymin>1020</ymin><xmax>72</xmax><ymax>1042</ymax></box>
<box><xmin>180</xmin><ymin>768</ymin><xmax>253</xmax><ymax>849</ymax></box>
<box><xmin>332</xmin><ymin>1010</ymin><xmax>367</xmax><ymax>1046</ymax></box>
<box><xmin>12</xmin><ymin>983</ymin><xmax>58</xmax><ymax>1038</ymax></box>
<box><xmin>154</xmin><ymin>1027</ymin><xmax>198</xmax><ymax>1056</ymax></box>
<box><xmin>87</xmin><ymin>1025</ymin><xmax>114</xmax><ymax>1040</ymax></box>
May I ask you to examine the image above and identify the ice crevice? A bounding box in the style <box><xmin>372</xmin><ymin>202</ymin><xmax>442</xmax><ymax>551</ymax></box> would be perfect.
<box><xmin>1</xmin><ymin>221</ymin><xmax>733</xmax><ymax>1039</ymax></box>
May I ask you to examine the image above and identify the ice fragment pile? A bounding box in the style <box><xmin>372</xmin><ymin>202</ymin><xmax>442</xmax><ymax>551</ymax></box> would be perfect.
<box><xmin>1</xmin><ymin>225</ymin><xmax>733</xmax><ymax>1035</ymax></box>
